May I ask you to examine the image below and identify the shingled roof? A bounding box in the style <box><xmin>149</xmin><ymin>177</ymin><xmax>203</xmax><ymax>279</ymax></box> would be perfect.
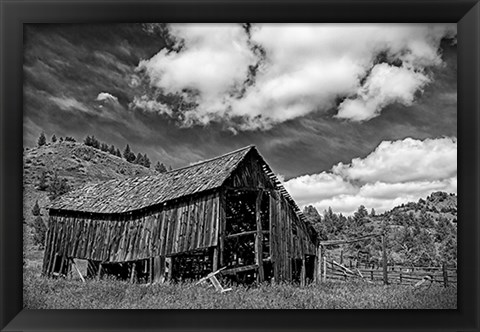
<box><xmin>49</xmin><ymin>145</ymin><xmax>255</xmax><ymax>214</ymax></box>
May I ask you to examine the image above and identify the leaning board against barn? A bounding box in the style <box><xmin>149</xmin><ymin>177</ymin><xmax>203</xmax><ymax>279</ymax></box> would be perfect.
<box><xmin>44</xmin><ymin>146</ymin><xmax>317</xmax><ymax>284</ymax></box>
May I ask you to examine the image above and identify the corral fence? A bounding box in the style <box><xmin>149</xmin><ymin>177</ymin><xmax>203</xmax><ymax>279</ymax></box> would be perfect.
<box><xmin>324</xmin><ymin>260</ymin><xmax>457</xmax><ymax>287</ymax></box>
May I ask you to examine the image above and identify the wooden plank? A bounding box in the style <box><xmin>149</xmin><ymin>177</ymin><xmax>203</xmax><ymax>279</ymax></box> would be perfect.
<box><xmin>218</xmin><ymin>191</ymin><xmax>226</xmax><ymax>267</ymax></box>
<box><xmin>255</xmin><ymin>190</ymin><xmax>264</xmax><ymax>282</ymax></box>
<box><xmin>300</xmin><ymin>257</ymin><xmax>306</xmax><ymax>287</ymax></box>
<box><xmin>221</xmin><ymin>264</ymin><xmax>259</xmax><ymax>275</ymax></box>
<box><xmin>153</xmin><ymin>255</ymin><xmax>166</xmax><ymax>283</ymax></box>
<box><xmin>319</xmin><ymin>234</ymin><xmax>381</xmax><ymax>246</ymax></box>
<box><xmin>71</xmin><ymin>258</ymin><xmax>85</xmax><ymax>282</ymax></box>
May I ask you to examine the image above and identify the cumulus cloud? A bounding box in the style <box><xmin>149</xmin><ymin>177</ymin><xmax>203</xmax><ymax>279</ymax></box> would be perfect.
<box><xmin>283</xmin><ymin>137</ymin><xmax>457</xmax><ymax>215</ymax></box>
<box><xmin>96</xmin><ymin>92</ymin><xmax>119</xmax><ymax>103</ymax></box>
<box><xmin>136</xmin><ymin>23</ymin><xmax>456</xmax><ymax>130</ymax></box>
<box><xmin>336</xmin><ymin>64</ymin><xmax>431</xmax><ymax>121</ymax></box>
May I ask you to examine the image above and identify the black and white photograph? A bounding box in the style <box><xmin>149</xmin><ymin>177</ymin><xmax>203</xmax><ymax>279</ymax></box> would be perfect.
<box><xmin>22</xmin><ymin>23</ymin><xmax>458</xmax><ymax>309</ymax></box>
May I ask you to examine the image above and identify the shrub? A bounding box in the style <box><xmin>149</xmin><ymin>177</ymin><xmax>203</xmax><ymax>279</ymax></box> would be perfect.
<box><xmin>32</xmin><ymin>200</ymin><xmax>41</xmax><ymax>216</ymax></box>
<box><xmin>32</xmin><ymin>216</ymin><xmax>47</xmax><ymax>248</ymax></box>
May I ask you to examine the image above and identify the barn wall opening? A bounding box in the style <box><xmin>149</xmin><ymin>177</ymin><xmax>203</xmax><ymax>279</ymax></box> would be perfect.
<box><xmin>224</xmin><ymin>189</ymin><xmax>272</xmax><ymax>283</ymax></box>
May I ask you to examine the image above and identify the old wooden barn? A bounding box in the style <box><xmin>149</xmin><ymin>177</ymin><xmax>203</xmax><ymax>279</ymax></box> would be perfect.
<box><xmin>44</xmin><ymin>146</ymin><xmax>317</xmax><ymax>284</ymax></box>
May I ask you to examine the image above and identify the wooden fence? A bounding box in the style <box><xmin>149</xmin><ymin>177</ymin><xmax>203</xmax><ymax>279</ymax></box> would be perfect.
<box><xmin>324</xmin><ymin>260</ymin><xmax>457</xmax><ymax>287</ymax></box>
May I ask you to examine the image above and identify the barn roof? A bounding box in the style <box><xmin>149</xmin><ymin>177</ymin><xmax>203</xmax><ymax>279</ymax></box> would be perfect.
<box><xmin>49</xmin><ymin>145</ymin><xmax>302</xmax><ymax>216</ymax></box>
<box><xmin>49</xmin><ymin>145</ymin><xmax>254</xmax><ymax>214</ymax></box>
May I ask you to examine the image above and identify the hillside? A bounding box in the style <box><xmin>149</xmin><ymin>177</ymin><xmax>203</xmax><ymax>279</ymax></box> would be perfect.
<box><xmin>303</xmin><ymin>191</ymin><xmax>457</xmax><ymax>267</ymax></box>
<box><xmin>23</xmin><ymin>141</ymin><xmax>159</xmax><ymax>268</ymax></box>
<box><xmin>385</xmin><ymin>191</ymin><xmax>457</xmax><ymax>223</ymax></box>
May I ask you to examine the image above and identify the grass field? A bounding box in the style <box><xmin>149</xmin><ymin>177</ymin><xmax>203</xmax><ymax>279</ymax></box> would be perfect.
<box><xmin>23</xmin><ymin>266</ymin><xmax>456</xmax><ymax>309</ymax></box>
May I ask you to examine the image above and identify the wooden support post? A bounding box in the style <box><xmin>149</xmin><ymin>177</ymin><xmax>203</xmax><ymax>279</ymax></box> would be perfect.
<box><xmin>165</xmin><ymin>257</ymin><xmax>172</xmax><ymax>281</ymax></box>
<box><xmin>340</xmin><ymin>250</ymin><xmax>344</xmax><ymax>265</ymax></box>
<box><xmin>97</xmin><ymin>263</ymin><xmax>103</xmax><ymax>281</ymax></box>
<box><xmin>442</xmin><ymin>262</ymin><xmax>449</xmax><ymax>288</ymax></box>
<box><xmin>212</xmin><ymin>246</ymin><xmax>219</xmax><ymax>272</ymax></box>
<box><xmin>219</xmin><ymin>190</ymin><xmax>226</xmax><ymax>267</ymax></box>
<box><xmin>130</xmin><ymin>262</ymin><xmax>136</xmax><ymax>284</ymax></box>
<box><xmin>382</xmin><ymin>233</ymin><xmax>388</xmax><ymax>285</ymax></box>
<box><xmin>149</xmin><ymin>257</ymin><xmax>153</xmax><ymax>284</ymax></box>
<box><xmin>255</xmin><ymin>190</ymin><xmax>264</xmax><ymax>283</ymax></box>
<box><xmin>59</xmin><ymin>255</ymin><xmax>66</xmax><ymax>277</ymax></box>
<box><xmin>300</xmin><ymin>257</ymin><xmax>306</xmax><ymax>287</ymax></box>
<box><xmin>153</xmin><ymin>256</ymin><xmax>166</xmax><ymax>283</ymax></box>
<box><xmin>322</xmin><ymin>256</ymin><xmax>327</xmax><ymax>282</ymax></box>
<box><xmin>316</xmin><ymin>245</ymin><xmax>322</xmax><ymax>284</ymax></box>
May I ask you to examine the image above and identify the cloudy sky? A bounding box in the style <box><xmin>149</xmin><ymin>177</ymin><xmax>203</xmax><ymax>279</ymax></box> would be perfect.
<box><xmin>23</xmin><ymin>23</ymin><xmax>457</xmax><ymax>215</ymax></box>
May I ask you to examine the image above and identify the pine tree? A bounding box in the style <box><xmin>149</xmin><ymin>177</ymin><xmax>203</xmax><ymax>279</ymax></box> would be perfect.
<box><xmin>59</xmin><ymin>137</ymin><xmax>64</xmax><ymax>142</ymax></box>
<box><xmin>143</xmin><ymin>153</ymin><xmax>151</xmax><ymax>168</ymax></box>
<box><xmin>37</xmin><ymin>171</ymin><xmax>48</xmax><ymax>191</ymax></box>
<box><xmin>84</xmin><ymin>135</ymin><xmax>92</xmax><ymax>146</ymax></box>
<box><xmin>37</xmin><ymin>132</ymin><xmax>46</xmax><ymax>147</ymax></box>
<box><xmin>155</xmin><ymin>161</ymin><xmax>167</xmax><ymax>173</ymax></box>
<box><xmin>32</xmin><ymin>216</ymin><xmax>47</xmax><ymax>249</ymax></box>
<box><xmin>168</xmin><ymin>165</ymin><xmax>173</xmax><ymax>171</ymax></box>
<box><xmin>109</xmin><ymin>145</ymin><xmax>116</xmax><ymax>155</ymax></box>
<box><xmin>115</xmin><ymin>148</ymin><xmax>122</xmax><ymax>158</ymax></box>
<box><xmin>123</xmin><ymin>144</ymin><xmax>135</xmax><ymax>163</ymax></box>
<box><xmin>51</xmin><ymin>134</ymin><xmax>57</xmax><ymax>143</ymax></box>
<box><xmin>32</xmin><ymin>200</ymin><xmax>41</xmax><ymax>216</ymax></box>
<box><xmin>47</xmin><ymin>172</ymin><xmax>70</xmax><ymax>201</ymax></box>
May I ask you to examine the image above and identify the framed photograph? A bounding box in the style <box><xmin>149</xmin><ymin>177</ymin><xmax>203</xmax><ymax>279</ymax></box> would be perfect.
<box><xmin>1</xmin><ymin>0</ymin><xmax>479</xmax><ymax>331</ymax></box>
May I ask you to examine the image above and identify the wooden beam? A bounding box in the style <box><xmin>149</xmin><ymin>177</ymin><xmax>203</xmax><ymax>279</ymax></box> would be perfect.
<box><xmin>316</xmin><ymin>245</ymin><xmax>322</xmax><ymax>284</ymax></box>
<box><xmin>219</xmin><ymin>190</ymin><xmax>226</xmax><ymax>267</ymax></box>
<box><xmin>319</xmin><ymin>234</ymin><xmax>381</xmax><ymax>246</ymax></box>
<box><xmin>130</xmin><ymin>262</ymin><xmax>136</xmax><ymax>284</ymax></box>
<box><xmin>212</xmin><ymin>246</ymin><xmax>219</xmax><ymax>272</ymax></box>
<box><xmin>221</xmin><ymin>264</ymin><xmax>258</xmax><ymax>275</ymax></box>
<box><xmin>322</xmin><ymin>256</ymin><xmax>327</xmax><ymax>282</ymax></box>
<box><xmin>96</xmin><ymin>262</ymin><xmax>103</xmax><ymax>281</ymax></box>
<box><xmin>255</xmin><ymin>190</ymin><xmax>264</xmax><ymax>283</ymax></box>
<box><xmin>300</xmin><ymin>257</ymin><xmax>306</xmax><ymax>287</ymax></box>
<box><xmin>70</xmin><ymin>258</ymin><xmax>85</xmax><ymax>283</ymax></box>
<box><xmin>225</xmin><ymin>230</ymin><xmax>269</xmax><ymax>239</ymax></box>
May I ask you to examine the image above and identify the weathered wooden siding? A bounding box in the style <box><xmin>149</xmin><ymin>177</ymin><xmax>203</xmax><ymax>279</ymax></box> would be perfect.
<box><xmin>43</xmin><ymin>192</ymin><xmax>220</xmax><ymax>275</ymax></box>
<box><xmin>269</xmin><ymin>192</ymin><xmax>315</xmax><ymax>281</ymax></box>
<box><xmin>225</xmin><ymin>152</ymin><xmax>276</xmax><ymax>190</ymax></box>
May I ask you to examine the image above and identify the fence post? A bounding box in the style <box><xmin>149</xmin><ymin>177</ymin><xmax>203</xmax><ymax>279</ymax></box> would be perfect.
<box><xmin>442</xmin><ymin>262</ymin><xmax>449</xmax><ymax>288</ymax></box>
<box><xmin>316</xmin><ymin>245</ymin><xmax>322</xmax><ymax>284</ymax></box>
<box><xmin>382</xmin><ymin>233</ymin><xmax>388</xmax><ymax>285</ymax></box>
<box><xmin>323</xmin><ymin>256</ymin><xmax>327</xmax><ymax>282</ymax></box>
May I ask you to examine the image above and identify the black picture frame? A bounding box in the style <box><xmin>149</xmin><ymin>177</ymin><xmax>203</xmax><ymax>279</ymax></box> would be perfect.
<box><xmin>1</xmin><ymin>0</ymin><xmax>478</xmax><ymax>331</ymax></box>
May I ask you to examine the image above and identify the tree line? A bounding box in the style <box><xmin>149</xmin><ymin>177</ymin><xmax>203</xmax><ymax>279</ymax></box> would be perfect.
<box><xmin>303</xmin><ymin>201</ymin><xmax>457</xmax><ymax>268</ymax></box>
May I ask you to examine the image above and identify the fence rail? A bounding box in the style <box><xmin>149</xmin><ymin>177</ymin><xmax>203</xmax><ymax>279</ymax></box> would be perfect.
<box><xmin>324</xmin><ymin>260</ymin><xmax>457</xmax><ymax>287</ymax></box>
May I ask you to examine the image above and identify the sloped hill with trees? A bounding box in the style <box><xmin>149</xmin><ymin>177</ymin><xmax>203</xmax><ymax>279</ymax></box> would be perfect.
<box><xmin>303</xmin><ymin>192</ymin><xmax>457</xmax><ymax>268</ymax></box>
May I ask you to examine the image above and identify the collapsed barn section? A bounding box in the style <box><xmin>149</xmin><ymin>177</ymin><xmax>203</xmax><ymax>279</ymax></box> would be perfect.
<box><xmin>43</xmin><ymin>146</ymin><xmax>317</xmax><ymax>284</ymax></box>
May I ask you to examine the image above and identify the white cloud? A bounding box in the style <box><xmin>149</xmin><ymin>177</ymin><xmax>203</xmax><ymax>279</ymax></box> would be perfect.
<box><xmin>283</xmin><ymin>137</ymin><xmax>457</xmax><ymax>215</ymax></box>
<box><xmin>332</xmin><ymin>137</ymin><xmax>457</xmax><ymax>183</ymax></box>
<box><xmin>130</xmin><ymin>95</ymin><xmax>173</xmax><ymax>116</ymax></box>
<box><xmin>136</xmin><ymin>23</ymin><xmax>456</xmax><ymax>130</ymax></box>
<box><xmin>96</xmin><ymin>92</ymin><xmax>118</xmax><ymax>103</ymax></box>
<box><xmin>336</xmin><ymin>64</ymin><xmax>431</xmax><ymax>121</ymax></box>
